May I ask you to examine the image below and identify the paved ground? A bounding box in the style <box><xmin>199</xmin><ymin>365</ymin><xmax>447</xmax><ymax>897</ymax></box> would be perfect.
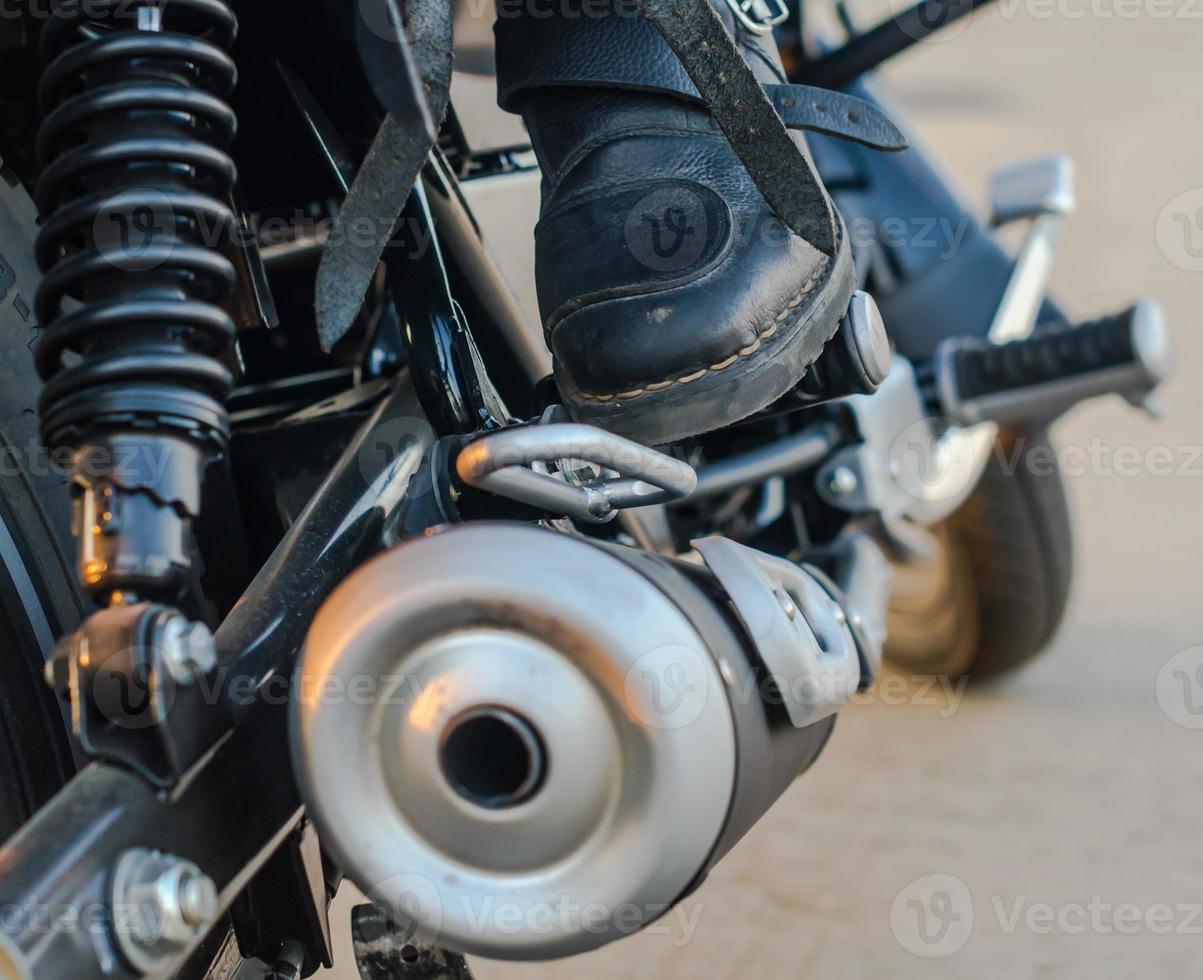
<box><xmin>321</xmin><ymin>8</ymin><xmax>1203</xmax><ymax>979</ymax></box>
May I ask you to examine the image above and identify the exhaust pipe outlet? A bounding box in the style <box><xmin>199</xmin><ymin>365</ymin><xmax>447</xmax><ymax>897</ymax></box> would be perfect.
<box><xmin>292</xmin><ymin>523</ymin><xmax>875</xmax><ymax>960</ymax></box>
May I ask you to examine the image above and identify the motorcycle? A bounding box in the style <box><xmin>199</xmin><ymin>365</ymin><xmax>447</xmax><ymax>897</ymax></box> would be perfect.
<box><xmin>0</xmin><ymin>0</ymin><xmax>1169</xmax><ymax>976</ymax></box>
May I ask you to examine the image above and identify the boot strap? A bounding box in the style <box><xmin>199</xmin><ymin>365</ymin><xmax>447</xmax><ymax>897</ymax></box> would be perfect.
<box><xmin>495</xmin><ymin>1</ymin><xmax>905</xmax><ymax>255</ymax></box>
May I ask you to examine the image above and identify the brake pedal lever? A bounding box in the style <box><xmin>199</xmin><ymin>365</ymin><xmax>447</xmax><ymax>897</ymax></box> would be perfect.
<box><xmin>987</xmin><ymin>154</ymin><xmax>1075</xmax><ymax>343</ymax></box>
<box><xmin>913</xmin><ymin>154</ymin><xmax>1077</xmax><ymax>500</ymax></box>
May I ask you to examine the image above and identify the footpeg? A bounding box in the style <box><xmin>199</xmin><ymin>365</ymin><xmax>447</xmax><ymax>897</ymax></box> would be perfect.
<box><xmin>453</xmin><ymin>411</ymin><xmax>696</xmax><ymax>523</ymax></box>
<box><xmin>770</xmin><ymin>290</ymin><xmax>893</xmax><ymax>414</ymax></box>
<box><xmin>934</xmin><ymin>300</ymin><xmax>1171</xmax><ymax>425</ymax></box>
<box><xmin>292</xmin><ymin>524</ymin><xmax>880</xmax><ymax>959</ymax></box>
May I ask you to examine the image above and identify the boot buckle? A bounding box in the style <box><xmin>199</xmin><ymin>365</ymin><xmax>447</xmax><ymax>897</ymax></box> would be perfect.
<box><xmin>726</xmin><ymin>0</ymin><xmax>789</xmax><ymax>34</ymax></box>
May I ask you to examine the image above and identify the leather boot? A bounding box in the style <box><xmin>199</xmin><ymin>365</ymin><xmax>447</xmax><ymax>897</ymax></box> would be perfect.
<box><xmin>494</xmin><ymin>0</ymin><xmax>900</xmax><ymax>444</ymax></box>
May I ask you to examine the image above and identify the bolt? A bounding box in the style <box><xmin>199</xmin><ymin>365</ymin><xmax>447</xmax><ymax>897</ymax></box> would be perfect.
<box><xmin>158</xmin><ymin>615</ymin><xmax>216</xmax><ymax>686</ymax></box>
<box><xmin>834</xmin><ymin>607</ymin><xmax>847</xmax><ymax>627</ymax></box>
<box><xmin>177</xmin><ymin>870</ymin><xmax>219</xmax><ymax>929</ymax></box>
<box><xmin>828</xmin><ymin>466</ymin><xmax>859</xmax><ymax>497</ymax></box>
<box><xmin>112</xmin><ymin>849</ymin><xmax>219</xmax><ymax>973</ymax></box>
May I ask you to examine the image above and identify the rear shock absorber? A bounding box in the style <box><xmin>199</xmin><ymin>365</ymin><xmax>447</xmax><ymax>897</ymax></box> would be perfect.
<box><xmin>33</xmin><ymin>0</ymin><xmax>239</xmax><ymax>605</ymax></box>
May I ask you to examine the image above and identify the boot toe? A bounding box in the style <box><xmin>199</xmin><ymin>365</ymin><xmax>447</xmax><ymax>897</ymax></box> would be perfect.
<box><xmin>539</xmin><ymin>155</ymin><xmax>853</xmax><ymax>443</ymax></box>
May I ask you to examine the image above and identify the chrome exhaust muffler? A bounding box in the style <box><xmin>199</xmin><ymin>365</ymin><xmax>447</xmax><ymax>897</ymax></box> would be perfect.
<box><xmin>291</xmin><ymin>523</ymin><xmax>883</xmax><ymax>959</ymax></box>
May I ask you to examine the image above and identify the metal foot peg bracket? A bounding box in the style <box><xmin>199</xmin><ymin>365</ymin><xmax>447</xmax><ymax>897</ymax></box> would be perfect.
<box><xmin>454</xmin><ymin>411</ymin><xmax>697</xmax><ymax>522</ymax></box>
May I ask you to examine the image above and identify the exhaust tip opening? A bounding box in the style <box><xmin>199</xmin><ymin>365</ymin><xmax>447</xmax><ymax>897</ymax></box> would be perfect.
<box><xmin>439</xmin><ymin>707</ymin><xmax>547</xmax><ymax>809</ymax></box>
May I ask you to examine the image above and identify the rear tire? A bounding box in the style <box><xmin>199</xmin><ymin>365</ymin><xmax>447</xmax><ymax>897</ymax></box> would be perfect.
<box><xmin>0</xmin><ymin>157</ymin><xmax>83</xmax><ymax>841</ymax></box>
<box><xmin>885</xmin><ymin>425</ymin><xmax>1074</xmax><ymax>679</ymax></box>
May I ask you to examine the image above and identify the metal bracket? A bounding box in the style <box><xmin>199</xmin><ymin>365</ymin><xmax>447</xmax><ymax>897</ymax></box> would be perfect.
<box><xmin>815</xmin><ymin>356</ymin><xmax>986</xmax><ymax>526</ymax></box>
<box><xmin>455</xmin><ymin>412</ymin><xmax>697</xmax><ymax>523</ymax></box>
<box><xmin>726</xmin><ymin>0</ymin><xmax>790</xmax><ymax>33</ymax></box>
<box><xmin>693</xmin><ymin>536</ymin><xmax>862</xmax><ymax>727</ymax></box>
<box><xmin>44</xmin><ymin>604</ymin><xmax>224</xmax><ymax>787</ymax></box>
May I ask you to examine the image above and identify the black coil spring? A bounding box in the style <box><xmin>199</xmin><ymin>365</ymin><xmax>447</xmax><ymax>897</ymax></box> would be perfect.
<box><xmin>33</xmin><ymin>0</ymin><xmax>239</xmax><ymax>449</ymax></box>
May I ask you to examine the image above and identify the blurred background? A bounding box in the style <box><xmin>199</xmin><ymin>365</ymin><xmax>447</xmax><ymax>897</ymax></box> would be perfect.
<box><xmin>322</xmin><ymin>5</ymin><xmax>1203</xmax><ymax>978</ymax></box>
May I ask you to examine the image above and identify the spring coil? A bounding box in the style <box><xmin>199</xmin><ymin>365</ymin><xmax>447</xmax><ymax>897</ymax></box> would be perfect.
<box><xmin>33</xmin><ymin>0</ymin><xmax>239</xmax><ymax>449</ymax></box>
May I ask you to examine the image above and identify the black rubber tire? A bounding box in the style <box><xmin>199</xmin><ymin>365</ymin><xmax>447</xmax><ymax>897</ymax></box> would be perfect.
<box><xmin>885</xmin><ymin>425</ymin><xmax>1074</xmax><ymax>679</ymax></box>
<box><xmin>0</xmin><ymin>157</ymin><xmax>85</xmax><ymax>842</ymax></box>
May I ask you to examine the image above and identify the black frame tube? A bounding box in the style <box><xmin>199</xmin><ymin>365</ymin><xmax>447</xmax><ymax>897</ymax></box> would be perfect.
<box><xmin>800</xmin><ymin>0</ymin><xmax>999</xmax><ymax>90</ymax></box>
